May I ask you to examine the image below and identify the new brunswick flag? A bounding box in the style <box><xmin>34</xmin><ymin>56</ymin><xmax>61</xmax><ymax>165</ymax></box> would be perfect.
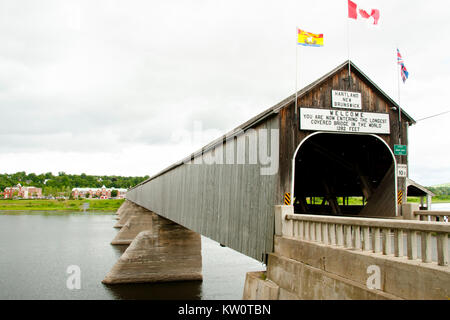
<box><xmin>297</xmin><ymin>29</ymin><xmax>324</xmax><ymax>47</ymax></box>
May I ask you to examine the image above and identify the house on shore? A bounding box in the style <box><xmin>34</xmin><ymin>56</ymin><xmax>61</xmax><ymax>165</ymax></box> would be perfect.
<box><xmin>4</xmin><ymin>184</ymin><xmax>42</xmax><ymax>199</ymax></box>
<box><xmin>72</xmin><ymin>185</ymin><xmax>127</xmax><ymax>199</ymax></box>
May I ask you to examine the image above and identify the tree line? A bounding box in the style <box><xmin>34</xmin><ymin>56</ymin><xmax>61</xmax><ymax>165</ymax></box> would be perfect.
<box><xmin>0</xmin><ymin>172</ymin><xmax>149</xmax><ymax>197</ymax></box>
<box><xmin>427</xmin><ymin>185</ymin><xmax>450</xmax><ymax>196</ymax></box>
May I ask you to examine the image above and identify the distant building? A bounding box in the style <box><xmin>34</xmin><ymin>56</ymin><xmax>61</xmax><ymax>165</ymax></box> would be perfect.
<box><xmin>72</xmin><ymin>185</ymin><xmax>127</xmax><ymax>199</ymax></box>
<box><xmin>4</xmin><ymin>184</ymin><xmax>42</xmax><ymax>199</ymax></box>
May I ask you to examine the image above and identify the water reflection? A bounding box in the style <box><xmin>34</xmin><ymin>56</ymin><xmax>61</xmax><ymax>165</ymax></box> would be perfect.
<box><xmin>104</xmin><ymin>281</ymin><xmax>202</xmax><ymax>300</ymax></box>
<box><xmin>0</xmin><ymin>211</ymin><xmax>263</xmax><ymax>300</ymax></box>
<box><xmin>103</xmin><ymin>243</ymin><xmax>203</xmax><ymax>300</ymax></box>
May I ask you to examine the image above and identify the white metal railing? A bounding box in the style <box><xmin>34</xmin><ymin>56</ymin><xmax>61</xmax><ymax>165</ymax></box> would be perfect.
<box><xmin>281</xmin><ymin>213</ymin><xmax>450</xmax><ymax>267</ymax></box>
<box><xmin>414</xmin><ymin>211</ymin><xmax>449</xmax><ymax>222</ymax></box>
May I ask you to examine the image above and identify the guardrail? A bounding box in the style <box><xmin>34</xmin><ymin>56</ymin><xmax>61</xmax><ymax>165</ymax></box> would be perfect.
<box><xmin>276</xmin><ymin>208</ymin><xmax>450</xmax><ymax>267</ymax></box>
<box><xmin>414</xmin><ymin>211</ymin><xmax>449</xmax><ymax>222</ymax></box>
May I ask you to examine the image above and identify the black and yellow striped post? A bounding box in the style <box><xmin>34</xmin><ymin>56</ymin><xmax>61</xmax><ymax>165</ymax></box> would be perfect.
<box><xmin>284</xmin><ymin>193</ymin><xmax>291</xmax><ymax>205</ymax></box>
<box><xmin>397</xmin><ymin>190</ymin><xmax>403</xmax><ymax>205</ymax></box>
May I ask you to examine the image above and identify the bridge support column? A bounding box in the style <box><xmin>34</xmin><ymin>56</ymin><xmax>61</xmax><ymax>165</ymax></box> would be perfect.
<box><xmin>103</xmin><ymin>210</ymin><xmax>202</xmax><ymax>284</ymax></box>
<box><xmin>111</xmin><ymin>205</ymin><xmax>159</xmax><ymax>245</ymax></box>
<box><xmin>115</xmin><ymin>199</ymin><xmax>133</xmax><ymax>217</ymax></box>
<box><xmin>113</xmin><ymin>200</ymin><xmax>150</xmax><ymax>228</ymax></box>
<box><xmin>111</xmin><ymin>210</ymin><xmax>156</xmax><ymax>245</ymax></box>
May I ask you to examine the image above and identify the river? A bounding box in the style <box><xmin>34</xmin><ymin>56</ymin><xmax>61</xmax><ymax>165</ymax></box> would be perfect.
<box><xmin>0</xmin><ymin>210</ymin><xmax>264</xmax><ymax>300</ymax></box>
<box><xmin>1</xmin><ymin>203</ymin><xmax>449</xmax><ymax>300</ymax></box>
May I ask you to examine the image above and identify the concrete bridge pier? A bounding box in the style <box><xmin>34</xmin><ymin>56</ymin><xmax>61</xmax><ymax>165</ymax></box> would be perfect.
<box><xmin>110</xmin><ymin>212</ymin><xmax>156</xmax><ymax>245</ymax></box>
<box><xmin>115</xmin><ymin>199</ymin><xmax>133</xmax><ymax>217</ymax></box>
<box><xmin>113</xmin><ymin>200</ymin><xmax>148</xmax><ymax>228</ymax></box>
<box><xmin>103</xmin><ymin>201</ymin><xmax>202</xmax><ymax>284</ymax></box>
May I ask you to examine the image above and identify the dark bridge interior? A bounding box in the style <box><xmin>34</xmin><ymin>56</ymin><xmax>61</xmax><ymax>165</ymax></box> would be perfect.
<box><xmin>293</xmin><ymin>133</ymin><xmax>395</xmax><ymax>217</ymax></box>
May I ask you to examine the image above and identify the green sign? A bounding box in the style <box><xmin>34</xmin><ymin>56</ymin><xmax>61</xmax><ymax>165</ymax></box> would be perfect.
<box><xmin>394</xmin><ymin>144</ymin><xmax>407</xmax><ymax>156</ymax></box>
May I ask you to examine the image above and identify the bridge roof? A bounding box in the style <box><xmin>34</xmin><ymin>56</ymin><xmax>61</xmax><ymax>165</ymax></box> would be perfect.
<box><xmin>236</xmin><ymin>60</ymin><xmax>415</xmax><ymax>126</ymax></box>
<box><xmin>131</xmin><ymin>60</ymin><xmax>415</xmax><ymax>190</ymax></box>
<box><xmin>406</xmin><ymin>178</ymin><xmax>435</xmax><ymax>197</ymax></box>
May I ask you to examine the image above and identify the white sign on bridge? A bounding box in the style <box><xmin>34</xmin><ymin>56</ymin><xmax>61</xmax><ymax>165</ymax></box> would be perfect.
<box><xmin>397</xmin><ymin>164</ymin><xmax>407</xmax><ymax>178</ymax></box>
<box><xmin>299</xmin><ymin>108</ymin><xmax>390</xmax><ymax>134</ymax></box>
<box><xmin>332</xmin><ymin>90</ymin><xmax>362</xmax><ymax>110</ymax></box>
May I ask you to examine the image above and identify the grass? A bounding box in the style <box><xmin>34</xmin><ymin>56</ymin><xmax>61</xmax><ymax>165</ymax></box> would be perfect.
<box><xmin>307</xmin><ymin>197</ymin><xmax>366</xmax><ymax>205</ymax></box>
<box><xmin>307</xmin><ymin>196</ymin><xmax>450</xmax><ymax>205</ymax></box>
<box><xmin>2</xmin><ymin>195</ymin><xmax>448</xmax><ymax>212</ymax></box>
<box><xmin>407</xmin><ymin>195</ymin><xmax>450</xmax><ymax>203</ymax></box>
<box><xmin>0</xmin><ymin>199</ymin><xmax>125</xmax><ymax>211</ymax></box>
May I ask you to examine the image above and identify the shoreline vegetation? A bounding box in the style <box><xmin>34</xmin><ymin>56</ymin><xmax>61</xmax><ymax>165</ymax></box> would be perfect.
<box><xmin>0</xmin><ymin>172</ymin><xmax>149</xmax><ymax>199</ymax></box>
<box><xmin>0</xmin><ymin>199</ymin><xmax>125</xmax><ymax>211</ymax></box>
<box><xmin>307</xmin><ymin>196</ymin><xmax>450</xmax><ymax>206</ymax></box>
<box><xmin>406</xmin><ymin>196</ymin><xmax>450</xmax><ymax>204</ymax></box>
<box><xmin>0</xmin><ymin>196</ymin><xmax>449</xmax><ymax>212</ymax></box>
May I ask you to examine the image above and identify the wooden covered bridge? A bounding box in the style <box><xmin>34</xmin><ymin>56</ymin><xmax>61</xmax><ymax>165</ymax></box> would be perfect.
<box><xmin>125</xmin><ymin>60</ymin><xmax>414</xmax><ymax>261</ymax></box>
<box><xmin>104</xmin><ymin>61</ymin><xmax>448</xmax><ymax>299</ymax></box>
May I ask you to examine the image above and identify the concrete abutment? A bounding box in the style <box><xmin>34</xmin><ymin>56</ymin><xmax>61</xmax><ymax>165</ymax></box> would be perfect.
<box><xmin>103</xmin><ymin>200</ymin><xmax>202</xmax><ymax>284</ymax></box>
<box><xmin>244</xmin><ymin>205</ymin><xmax>450</xmax><ymax>300</ymax></box>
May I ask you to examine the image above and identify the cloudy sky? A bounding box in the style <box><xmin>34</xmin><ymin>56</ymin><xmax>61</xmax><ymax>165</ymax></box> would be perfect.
<box><xmin>0</xmin><ymin>0</ymin><xmax>449</xmax><ymax>186</ymax></box>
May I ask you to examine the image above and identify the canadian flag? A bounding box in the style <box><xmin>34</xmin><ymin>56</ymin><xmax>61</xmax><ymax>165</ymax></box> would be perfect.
<box><xmin>348</xmin><ymin>0</ymin><xmax>380</xmax><ymax>25</ymax></box>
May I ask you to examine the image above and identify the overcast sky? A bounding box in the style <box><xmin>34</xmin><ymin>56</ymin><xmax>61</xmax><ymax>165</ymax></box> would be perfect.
<box><xmin>0</xmin><ymin>0</ymin><xmax>449</xmax><ymax>186</ymax></box>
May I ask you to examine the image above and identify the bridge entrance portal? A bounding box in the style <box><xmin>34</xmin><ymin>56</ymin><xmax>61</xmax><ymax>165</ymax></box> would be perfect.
<box><xmin>292</xmin><ymin>133</ymin><xmax>397</xmax><ymax>217</ymax></box>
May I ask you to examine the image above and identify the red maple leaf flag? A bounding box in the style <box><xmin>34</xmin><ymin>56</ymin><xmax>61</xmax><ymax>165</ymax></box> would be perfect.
<box><xmin>348</xmin><ymin>0</ymin><xmax>358</xmax><ymax>19</ymax></box>
<box><xmin>348</xmin><ymin>0</ymin><xmax>380</xmax><ymax>25</ymax></box>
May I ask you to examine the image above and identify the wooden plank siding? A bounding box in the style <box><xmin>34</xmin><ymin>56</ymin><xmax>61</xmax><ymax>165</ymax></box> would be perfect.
<box><xmin>127</xmin><ymin>116</ymin><xmax>279</xmax><ymax>262</ymax></box>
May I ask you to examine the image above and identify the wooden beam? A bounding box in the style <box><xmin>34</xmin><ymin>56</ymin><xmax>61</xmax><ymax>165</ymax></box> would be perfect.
<box><xmin>322</xmin><ymin>180</ymin><xmax>341</xmax><ymax>215</ymax></box>
<box><xmin>310</xmin><ymin>141</ymin><xmax>374</xmax><ymax>199</ymax></box>
<box><xmin>355</xmin><ymin>164</ymin><xmax>373</xmax><ymax>199</ymax></box>
<box><xmin>297</xmin><ymin>196</ymin><xmax>308</xmax><ymax>213</ymax></box>
<box><xmin>309</xmin><ymin>141</ymin><xmax>354</xmax><ymax>172</ymax></box>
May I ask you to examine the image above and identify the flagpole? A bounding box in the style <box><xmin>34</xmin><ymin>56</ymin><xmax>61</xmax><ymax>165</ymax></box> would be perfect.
<box><xmin>397</xmin><ymin>47</ymin><xmax>402</xmax><ymax>145</ymax></box>
<box><xmin>295</xmin><ymin>27</ymin><xmax>298</xmax><ymax>116</ymax></box>
<box><xmin>347</xmin><ymin>15</ymin><xmax>351</xmax><ymax>88</ymax></box>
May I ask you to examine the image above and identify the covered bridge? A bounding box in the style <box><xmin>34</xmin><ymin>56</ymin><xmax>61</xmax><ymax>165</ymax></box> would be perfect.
<box><xmin>127</xmin><ymin>60</ymin><xmax>417</xmax><ymax>262</ymax></box>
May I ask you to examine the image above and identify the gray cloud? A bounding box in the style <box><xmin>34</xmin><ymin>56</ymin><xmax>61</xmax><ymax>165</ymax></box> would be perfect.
<box><xmin>0</xmin><ymin>0</ymin><xmax>448</xmax><ymax>182</ymax></box>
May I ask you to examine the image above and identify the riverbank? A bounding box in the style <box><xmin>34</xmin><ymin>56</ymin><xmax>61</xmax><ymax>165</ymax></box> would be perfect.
<box><xmin>312</xmin><ymin>196</ymin><xmax>450</xmax><ymax>205</ymax></box>
<box><xmin>0</xmin><ymin>199</ymin><xmax>125</xmax><ymax>211</ymax></box>
<box><xmin>407</xmin><ymin>196</ymin><xmax>450</xmax><ymax>203</ymax></box>
<box><xmin>1</xmin><ymin>197</ymin><xmax>447</xmax><ymax>211</ymax></box>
